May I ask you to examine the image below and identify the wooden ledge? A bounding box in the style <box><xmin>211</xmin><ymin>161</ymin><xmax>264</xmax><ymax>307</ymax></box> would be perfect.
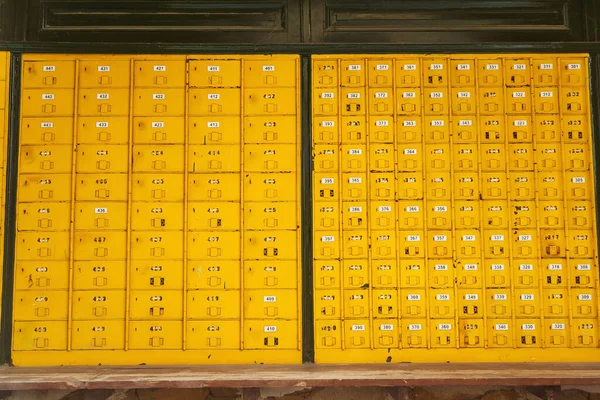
<box><xmin>0</xmin><ymin>363</ymin><xmax>599</xmax><ymax>390</ymax></box>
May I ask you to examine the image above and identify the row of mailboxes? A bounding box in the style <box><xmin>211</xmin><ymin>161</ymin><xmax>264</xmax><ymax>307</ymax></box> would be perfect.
<box><xmin>313</xmin><ymin>58</ymin><xmax>587</xmax><ymax>88</ymax></box>
<box><xmin>23</xmin><ymin>59</ymin><xmax>299</xmax><ymax>89</ymax></box>
<box><xmin>313</xmin><ymin>115</ymin><xmax>590</xmax><ymax>144</ymax></box>
<box><xmin>315</xmin><ymin>318</ymin><xmax>598</xmax><ymax>349</ymax></box>
<box><xmin>21</xmin><ymin>116</ymin><xmax>298</xmax><ymax>145</ymax></box>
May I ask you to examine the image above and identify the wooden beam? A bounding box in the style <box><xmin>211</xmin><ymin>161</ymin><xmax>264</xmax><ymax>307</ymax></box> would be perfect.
<box><xmin>0</xmin><ymin>363</ymin><xmax>599</xmax><ymax>390</ymax></box>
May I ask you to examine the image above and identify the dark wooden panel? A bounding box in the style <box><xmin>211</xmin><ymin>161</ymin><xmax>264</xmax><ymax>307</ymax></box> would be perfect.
<box><xmin>311</xmin><ymin>0</ymin><xmax>589</xmax><ymax>43</ymax></box>
<box><xmin>24</xmin><ymin>0</ymin><xmax>301</xmax><ymax>43</ymax></box>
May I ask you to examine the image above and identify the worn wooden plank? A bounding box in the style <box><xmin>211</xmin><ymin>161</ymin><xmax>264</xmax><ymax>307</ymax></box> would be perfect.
<box><xmin>0</xmin><ymin>363</ymin><xmax>599</xmax><ymax>390</ymax></box>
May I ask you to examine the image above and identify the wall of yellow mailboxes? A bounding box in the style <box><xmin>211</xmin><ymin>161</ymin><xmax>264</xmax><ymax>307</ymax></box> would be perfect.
<box><xmin>3</xmin><ymin>52</ymin><xmax>600</xmax><ymax>365</ymax></box>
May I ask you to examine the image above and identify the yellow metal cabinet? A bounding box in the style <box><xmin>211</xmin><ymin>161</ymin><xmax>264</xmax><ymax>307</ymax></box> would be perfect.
<box><xmin>398</xmin><ymin>200</ymin><xmax>423</xmax><ymax>229</ymax></box>
<box><xmin>74</xmin><ymin>202</ymin><xmax>128</xmax><ymax>231</ymax></box>
<box><xmin>561</xmin><ymin>87</ymin><xmax>588</xmax><ymax>114</ymax></box>
<box><xmin>187</xmin><ymin>260</ymin><xmax>241</xmax><ymax>290</ymax></box>
<box><xmin>535</xmin><ymin>115</ymin><xmax>561</xmax><ymax>142</ymax></box>
<box><xmin>131</xmin><ymin>202</ymin><xmax>185</xmax><ymax>231</ymax></box>
<box><xmin>244</xmin><ymin>60</ymin><xmax>297</xmax><ymax>87</ymax></box>
<box><xmin>76</xmin><ymin>144</ymin><xmax>128</xmax><ymax>173</ymax></box>
<box><xmin>514</xmin><ymin>259</ymin><xmax>540</xmax><ymax>288</ymax></box>
<box><xmin>396</xmin><ymin>172</ymin><xmax>423</xmax><ymax>200</ymax></box>
<box><xmin>398</xmin><ymin>230</ymin><xmax>425</xmax><ymax>258</ymax></box>
<box><xmin>431</xmin><ymin>320</ymin><xmax>456</xmax><ymax>348</ymax></box>
<box><xmin>422</xmin><ymin>58</ymin><xmax>448</xmax><ymax>86</ymax></box>
<box><xmin>451</xmin><ymin>87</ymin><xmax>476</xmax><ymax>115</ymax></box>
<box><xmin>402</xmin><ymin>319</ymin><xmax>428</xmax><ymax>348</ymax></box>
<box><xmin>486</xmin><ymin>289</ymin><xmax>512</xmax><ymax>317</ymax></box>
<box><xmin>480</xmin><ymin>116</ymin><xmax>505</xmax><ymax>144</ymax></box>
<box><xmin>244</xmin><ymin>201</ymin><xmax>297</xmax><ymax>230</ymax></box>
<box><xmin>133</xmin><ymin>60</ymin><xmax>186</xmax><ymax>87</ymax></box>
<box><xmin>514</xmin><ymin>289</ymin><xmax>540</xmax><ymax>317</ymax></box>
<box><xmin>430</xmin><ymin>289</ymin><xmax>454</xmax><ymax>318</ymax></box>
<box><xmin>15</xmin><ymin>261</ymin><xmax>69</xmax><ymax>290</ymax></box>
<box><xmin>566</xmin><ymin>171</ymin><xmax>592</xmax><ymax>200</ymax></box>
<box><xmin>16</xmin><ymin>231</ymin><xmax>70</xmax><ymax>261</ymax></box>
<box><xmin>532</xmin><ymin>58</ymin><xmax>558</xmax><ymax>86</ymax></box>
<box><xmin>189</xmin><ymin>88</ymin><xmax>240</xmax><ymax>116</ymax></box>
<box><xmin>454</xmin><ymin>172</ymin><xmax>479</xmax><ymax>200</ymax></box>
<box><xmin>570</xmin><ymin>259</ymin><xmax>596</xmax><ymax>288</ymax></box>
<box><xmin>133</xmin><ymin>88</ymin><xmax>185</xmax><ymax>116</ymax></box>
<box><xmin>565</xmin><ymin>143</ymin><xmax>591</xmax><ymax>171</ymax></box>
<box><xmin>428</xmin><ymin>231</ymin><xmax>452</xmax><ymax>258</ymax></box>
<box><xmin>568</xmin><ymin>201</ymin><xmax>594</xmax><ymax>229</ymax></box>
<box><xmin>482</xmin><ymin>200</ymin><xmax>509</xmax><ymax>227</ymax></box>
<box><xmin>506</xmin><ymin>87</ymin><xmax>531</xmax><ymax>113</ymax></box>
<box><xmin>372</xmin><ymin>231</ymin><xmax>396</xmax><ymax>259</ymax></box>
<box><xmin>560</xmin><ymin>58</ymin><xmax>587</xmax><ymax>85</ymax></box>
<box><xmin>315</xmin><ymin>289</ymin><xmax>341</xmax><ymax>319</ymax></box>
<box><xmin>189</xmin><ymin>60</ymin><xmax>241</xmax><ymax>87</ymax></box>
<box><xmin>130</xmin><ymin>231</ymin><xmax>183</xmax><ymax>260</ymax></box>
<box><xmin>424</xmin><ymin>116</ymin><xmax>450</xmax><ymax>143</ymax></box>
<box><xmin>488</xmin><ymin>319</ymin><xmax>513</xmax><ymax>348</ymax></box>
<box><xmin>22</xmin><ymin>89</ymin><xmax>75</xmax><ymax>117</ymax></box>
<box><xmin>244</xmin><ymin>230</ymin><xmax>298</xmax><ymax>260</ymax></box>
<box><xmin>535</xmin><ymin>143</ymin><xmax>562</xmax><ymax>171</ymax></box>
<box><xmin>79</xmin><ymin>60</ymin><xmax>131</xmax><ymax>88</ymax></box>
<box><xmin>451</xmin><ymin>117</ymin><xmax>477</xmax><ymax>143</ymax></box>
<box><xmin>189</xmin><ymin>116</ymin><xmax>240</xmax><ymax>145</ymax></box>
<box><xmin>18</xmin><ymin>173</ymin><xmax>71</xmax><ymax>202</ymax></box>
<box><xmin>244</xmin><ymin>320</ymin><xmax>298</xmax><ymax>350</ymax></box>
<box><xmin>72</xmin><ymin>321</ymin><xmax>125</xmax><ymax>350</ymax></box>
<box><xmin>244</xmin><ymin>289</ymin><xmax>297</xmax><ymax>319</ymax></box>
<box><xmin>134</xmin><ymin>117</ymin><xmax>185</xmax><ymax>144</ymax></box>
<box><xmin>396</xmin><ymin>59</ymin><xmax>421</xmax><ymax>87</ymax></box>
<box><xmin>509</xmin><ymin>145</ymin><xmax>534</xmax><ymax>173</ymax></box>
<box><xmin>483</xmin><ymin>230</ymin><xmax>509</xmax><ymax>258</ymax></box>
<box><xmin>13</xmin><ymin>321</ymin><xmax>67</xmax><ymax>351</ymax></box>
<box><xmin>78</xmin><ymin>116</ymin><xmax>129</xmax><ymax>144</ymax></box>
<box><xmin>458</xmin><ymin>289</ymin><xmax>484</xmax><ymax>318</ymax></box>
<box><xmin>477</xmin><ymin>59</ymin><xmax>503</xmax><ymax>86</ymax></box>
<box><xmin>373</xmin><ymin>289</ymin><xmax>397</xmax><ymax>318</ymax></box>
<box><xmin>245</xmin><ymin>260</ymin><xmax>298</xmax><ymax>289</ymax></box>
<box><xmin>568</xmin><ymin>230</ymin><xmax>595</xmax><ymax>258</ymax></box>
<box><xmin>129</xmin><ymin>290</ymin><xmax>183</xmax><ymax>320</ymax></box>
<box><xmin>76</xmin><ymin>173</ymin><xmax>128</xmax><ymax>202</ymax></box>
<box><xmin>20</xmin><ymin>145</ymin><xmax>73</xmax><ymax>174</ymax></box>
<box><xmin>370</xmin><ymin>144</ymin><xmax>394</xmax><ymax>171</ymax></box>
<box><xmin>314</xmin><ymin>145</ymin><xmax>338</xmax><ymax>172</ymax></box>
<box><xmin>23</xmin><ymin>61</ymin><xmax>75</xmax><ymax>88</ymax></box>
<box><xmin>370</xmin><ymin>173</ymin><xmax>394</xmax><ymax>201</ymax></box>
<box><xmin>573</xmin><ymin>319</ymin><xmax>598</xmax><ymax>347</ymax></box>
<box><xmin>314</xmin><ymin>260</ymin><xmax>340</xmax><ymax>289</ymax></box>
<box><xmin>459</xmin><ymin>319</ymin><xmax>484</xmax><ymax>347</ymax></box>
<box><xmin>344</xmin><ymin>289</ymin><xmax>369</xmax><ymax>319</ymax></box>
<box><xmin>340</xmin><ymin>144</ymin><xmax>366</xmax><ymax>171</ymax></box>
<box><xmin>129</xmin><ymin>321</ymin><xmax>183</xmax><ymax>350</ymax></box>
<box><xmin>368</xmin><ymin>59</ymin><xmax>393</xmax><ymax>86</ymax></box>
<box><xmin>21</xmin><ymin>117</ymin><xmax>74</xmax><ymax>145</ymax></box>
<box><xmin>188</xmin><ymin>144</ymin><xmax>241</xmax><ymax>173</ymax></box>
<box><xmin>511</xmin><ymin>201</ymin><xmax>537</xmax><ymax>229</ymax></box>
<box><xmin>517</xmin><ymin>319</ymin><xmax>542</xmax><ymax>348</ymax></box>
<box><xmin>504</xmin><ymin>59</ymin><xmax>531</xmax><ymax>85</ymax></box>
<box><xmin>13</xmin><ymin>290</ymin><xmax>68</xmax><ymax>320</ymax></box>
<box><xmin>245</xmin><ymin>88</ymin><xmax>297</xmax><ymax>115</ymax></box>
<box><xmin>426</xmin><ymin>172</ymin><xmax>451</xmax><ymax>200</ymax></box>
<box><xmin>245</xmin><ymin>172</ymin><xmax>296</xmax><ymax>202</ymax></box>
<box><xmin>455</xmin><ymin>201</ymin><xmax>480</xmax><ymax>229</ymax></box>
<box><xmin>537</xmin><ymin>172</ymin><xmax>563</xmax><ymax>200</ymax></box>
<box><xmin>450</xmin><ymin>59</ymin><xmax>476</xmax><ymax>86</ymax></box>
<box><xmin>533</xmin><ymin>87</ymin><xmax>559</xmax><ymax>114</ymax></box>
<box><xmin>341</xmin><ymin>173</ymin><xmax>366</xmax><ymax>201</ymax></box>
<box><xmin>396</xmin><ymin>88</ymin><xmax>421</xmax><ymax>115</ymax></box>
<box><xmin>455</xmin><ymin>230</ymin><xmax>481</xmax><ymax>258</ymax></box>
<box><xmin>133</xmin><ymin>144</ymin><xmax>184</xmax><ymax>173</ymax></box>
<box><xmin>479</xmin><ymin>87</ymin><xmax>504</xmax><ymax>115</ymax></box>
<box><xmin>481</xmin><ymin>172</ymin><xmax>507</xmax><ymax>200</ymax></box>
<box><xmin>72</xmin><ymin>290</ymin><xmax>126</xmax><ymax>320</ymax></box>
<box><xmin>427</xmin><ymin>202</ymin><xmax>451</xmax><ymax>230</ymax></box>
<box><xmin>187</xmin><ymin>290</ymin><xmax>240</xmax><ymax>319</ymax></box>
<box><xmin>188</xmin><ymin>173</ymin><xmax>240</xmax><ymax>202</ymax></box>
<box><xmin>562</xmin><ymin>115</ymin><xmax>588</xmax><ymax>143</ymax></box>
<box><xmin>313</xmin><ymin>60</ymin><xmax>338</xmax><ymax>88</ymax></box>
<box><xmin>73</xmin><ymin>260</ymin><xmax>127</xmax><ymax>290</ymax></box>
<box><xmin>340</xmin><ymin>60</ymin><xmax>365</xmax><ymax>87</ymax></box>
<box><xmin>132</xmin><ymin>173</ymin><xmax>184</xmax><ymax>202</ymax></box>
<box><xmin>374</xmin><ymin>320</ymin><xmax>399</xmax><ymax>348</ymax></box>
<box><xmin>400</xmin><ymin>289</ymin><xmax>427</xmax><ymax>317</ymax></box>
<box><xmin>424</xmin><ymin>88</ymin><xmax>448</xmax><ymax>115</ymax></box>
<box><xmin>245</xmin><ymin>144</ymin><xmax>297</xmax><ymax>172</ymax></box>
<box><xmin>343</xmin><ymin>259</ymin><xmax>369</xmax><ymax>288</ymax></box>
<box><xmin>456</xmin><ymin>260</ymin><xmax>482</xmax><ymax>288</ymax></box>
<box><xmin>543</xmin><ymin>288</ymin><xmax>569</xmax><ymax>317</ymax></box>
<box><xmin>370</xmin><ymin>201</ymin><xmax>395</xmax><ymax>230</ymax></box>
<box><xmin>188</xmin><ymin>231</ymin><xmax>240</xmax><ymax>260</ymax></box>
<box><xmin>368</xmin><ymin>88</ymin><xmax>393</xmax><ymax>115</ymax></box>
<box><xmin>370</xmin><ymin>117</ymin><xmax>394</xmax><ymax>143</ymax></box>
<box><xmin>313</xmin><ymin>88</ymin><xmax>338</xmax><ymax>116</ymax></box>
<box><xmin>508</xmin><ymin>116</ymin><xmax>532</xmax><ymax>143</ymax></box>
<box><xmin>545</xmin><ymin>320</ymin><xmax>570</xmax><ymax>347</ymax></box>
<box><xmin>314</xmin><ymin>231</ymin><xmax>339</xmax><ymax>260</ymax></box>
<box><xmin>187</xmin><ymin>321</ymin><xmax>240</xmax><ymax>350</ymax></box>
<box><xmin>17</xmin><ymin>202</ymin><xmax>71</xmax><ymax>231</ymax></box>
<box><xmin>314</xmin><ymin>201</ymin><xmax>339</xmax><ymax>230</ymax></box>
<box><xmin>315</xmin><ymin>320</ymin><xmax>341</xmax><ymax>349</ymax></box>
<box><xmin>513</xmin><ymin>230</ymin><xmax>538</xmax><ymax>258</ymax></box>
<box><xmin>74</xmin><ymin>231</ymin><xmax>127</xmax><ymax>261</ymax></box>
<box><xmin>454</xmin><ymin>144</ymin><xmax>478</xmax><ymax>171</ymax></box>
<box><xmin>340</xmin><ymin>116</ymin><xmax>366</xmax><ymax>143</ymax></box>
<box><xmin>372</xmin><ymin>260</ymin><xmax>397</xmax><ymax>288</ymax></box>
<box><xmin>78</xmin><ymin>89</ymin><xmax>129</xmax><ymax>116</ymax></box>
<box><xmin>188</xmin><ymin>202</ymin><xmax>240</xmax><ymax>231</ymax></box>
<box><xmin>398</xmin><ymin>143</ymin><xmax>422</xmax><ymax>171</ymax></box>
<box><xmin>244</xmin><ymin>116</ymin><xmax>297</xmax><ymax>144</ymax></box>
<box><xmin>340</xmin><ymin>88</ymin><xmax>366</xmax><ymax>116</ymax></box>
<box><xmin>135</xmin><ymin>174</ymin><xmax>186</xmax><ymax>203</ymax></box>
